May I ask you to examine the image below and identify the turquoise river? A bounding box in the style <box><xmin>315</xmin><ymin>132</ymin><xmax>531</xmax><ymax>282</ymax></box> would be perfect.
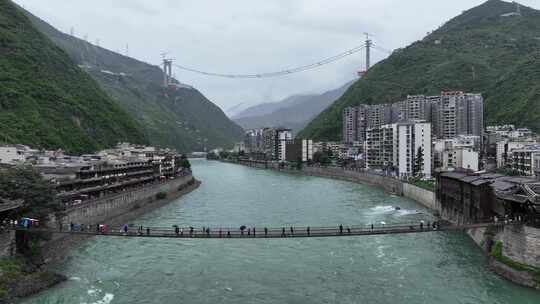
<box><xmin>23</xmin><ymin>160</ymin><xmax>540</xmax><ymax>303</ymax></box>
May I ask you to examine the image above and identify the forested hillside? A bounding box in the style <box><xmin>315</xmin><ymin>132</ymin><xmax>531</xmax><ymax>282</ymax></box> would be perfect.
<box><xmin>22</xmin><ymin>6</ymin><xmax>244</xmax><ymax>152</ymax></box>
<box><xmin>299</xmin><ymin>0</ymin><xmax>540</xmax><ymax>140</ymax></box>
<box><xmin>0</xmin><ymin>1</ymin><xmax>147</xmax><ymax>154</ymax></box>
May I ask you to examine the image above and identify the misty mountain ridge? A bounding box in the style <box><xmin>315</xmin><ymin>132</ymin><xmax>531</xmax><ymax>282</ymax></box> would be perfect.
<box><xmin>21</xmin><ymin>5</ymin><xmax>244</xmax><ymax>152</ymax></box>
<box><xmin>233</xmin><ymin>81</ymin><xmax>353</xmax><ymax>134</ymax></box>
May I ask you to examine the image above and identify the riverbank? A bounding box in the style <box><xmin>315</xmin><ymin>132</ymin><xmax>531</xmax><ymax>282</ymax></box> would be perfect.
<box><xmin>221</xmin><ymin>159</ymin><xmax>540</xmax><ymax>290</ymax></box>
<box><xmin>1</xmin><ymin>177</ymin><xmax>200</xmax><ymax>303</ymax></box>
<box><xmin>224</xmin><ymin>159</ymin><xmax>437</xmax><ymax>213</ymax></box>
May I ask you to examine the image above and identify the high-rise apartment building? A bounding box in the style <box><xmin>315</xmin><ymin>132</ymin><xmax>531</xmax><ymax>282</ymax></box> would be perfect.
<box><xmin>398</xmin><ymin>95</ymin><xmax>433</xmax><ymax>121</ymax></box>
<box><xmin>275</xmin><ymin>128</ymin><xmax>292</xmax><ymax>161</ymax></box>
<box><xmin>343</xmin><ymin>92</ymin><xmax>483</xmax><ymax>147</ymax></box>
<box><xmin>432</xmin><ymin>91</ymin><xmax>483</xmax><ymax>139</ymax></box>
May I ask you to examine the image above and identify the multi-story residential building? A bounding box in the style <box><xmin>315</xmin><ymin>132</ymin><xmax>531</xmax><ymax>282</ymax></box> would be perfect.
<box><xmin>285</xmin><ymin>139</ymin><xmax>314</xmax><ymax>162</ymax></box>
<box><xmin>262</xmin><ymin>128</ymin><xmax>277</xmax><ymax>159</ymax></box>
<box><xmin>511</xmin><ymin>145</ymin><xmax>540</xmax><ymax>176</ymax></box>
<box><xmin>243</xmin><ymin>128</ymin><xmax>293</xmax><ymax>161</ymax></box>
<box><xmin>396</xmin><ymin>121</ymin><xmax>432</xmax><ymax>178</ymax></box>
<box><xmin>367</xmin><ymin>104</ymin><xmax>394</xmax><ymax>129</ymax></box>
<box><xmin>397</xmin><ymin>95</ymin><xmax>433</xmax><ymax>121</ymax></box>
<box><xmin>366</xmin><ymin>124</ymin><xmax>397</xmax><ymax>170</ymax></box>
<box><xmin>495</xmin><ymin>141</ymin><xmax>537</xmax><ymax>168</ymax></box>
<box><xmin>487</xmin><ymin>125</ymin><xmax>533</xmax><ymax>140</ymax></box>
<box><xmin>342</xmin><ymin>106</ymin><xmax>368</xmax><ymax>143</ymax></box>
<box><xmin>434</xmin><ymin>145</ymin><xmax>479</xmax><ymax>172</ymax></box>
<box><xmin>343</xmin><ymin>91</ymin><xmax>483</xmax><ymax>147</ymax></box>
<box><xmin>343</xmin><ymin>107</ymin><xmax>358</xmax><ymax>144</ymax></box>
<box><xmin>366</xmin><ymin>121</ymin><xmax>431</xmax><ymax>178</ymax></box>
<box><xmin>433</xmin><ymin>136</ymin><xmax>481</xmax><ymax>171</ymax></box>
<box><xmin>432</xmin><ymin>91</ymin><xmax>483</xmax><ymax>139</ymax></box>
<box><xmin>275</xmin><ymin>128</ymin><xmax>292</xmax><ymax>161</ymax></box>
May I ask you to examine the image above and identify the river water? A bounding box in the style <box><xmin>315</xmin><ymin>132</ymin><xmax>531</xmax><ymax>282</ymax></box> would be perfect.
<box><xmin>23</xmin><ymin>160</ymin><xmax>540</xmax><ymax>304</ymax></box>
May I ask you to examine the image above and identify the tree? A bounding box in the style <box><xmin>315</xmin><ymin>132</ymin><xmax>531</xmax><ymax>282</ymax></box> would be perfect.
<box><xmin>313</xmin><ymin>151</ymin><xmax>331</xmax><ymax>166</ymax></box>
<box><xmin>179</xmin><ymin>154</ymin><xmax>191</xmax><ymax>170</ymax></box>
<box><xmin>414</xmin><ymin>147</ymin><xmax>424</xmax><ymax>177</ymax></box>
<box><xmin>0</xmin><ymin>166</ymin><xmax>60</xmax><ymax>222</ymax></box>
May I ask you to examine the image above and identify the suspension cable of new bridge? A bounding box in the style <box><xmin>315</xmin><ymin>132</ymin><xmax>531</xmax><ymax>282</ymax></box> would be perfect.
<box><xmin>163</xmin><ymin>38</ymin><xmax>392</xmax><ymax>79</ymax></box>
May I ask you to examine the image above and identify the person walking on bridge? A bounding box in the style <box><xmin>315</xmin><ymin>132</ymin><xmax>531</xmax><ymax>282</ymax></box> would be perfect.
<box><xmin>339</xmin><ymin>224</ymin><xmax>343</xmax><ymax>235</ymax></box>
<box><xmin>175</xmin><ymin>226</ymin><xmax>180</xmax><ymax>236</ymax></box>
<box><xmin>264</xmin><ymin>227</ymin><xmax>268</xmax><ymax>237</ymax></box>
<box><xmin>281</xmin><ymin>227</ymin><xmax>286</xmax><ymax>237</ymax></box>
<box><xmin>123</xmin><ymin>224</ymin><xmax>128</xmax><ymax>235</ymax></box>
<box><xmin>307</xmin><ymin>226</ymin><xmax>311</xmax><ymax>236</ymax></box>
<box><xmin>290</xmin><ymin>226</ymin><xmax>294</xmax><ymax>235</ymax></box>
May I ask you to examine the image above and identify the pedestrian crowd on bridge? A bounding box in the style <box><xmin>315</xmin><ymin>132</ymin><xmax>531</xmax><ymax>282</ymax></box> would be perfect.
<box><xmin>11</xmin><ymin>214</ymin><xmax>535</xmax><ymax>238</ymax></box>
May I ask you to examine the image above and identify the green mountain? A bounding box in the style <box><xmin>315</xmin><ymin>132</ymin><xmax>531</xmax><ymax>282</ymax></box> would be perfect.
<box><xmin>0</xmin><ymin>0</ymin><xmax>147</xmax><ymax>154</ymax></box>
<box><xmin>22</xmin><ymin>7</ymin><xmax>243</xmax><ymax>152</ymax></box>
<box><xmin>298</xmin><ymin>0</ymin><xmax>540</xmax><ymax>141</ymax></box>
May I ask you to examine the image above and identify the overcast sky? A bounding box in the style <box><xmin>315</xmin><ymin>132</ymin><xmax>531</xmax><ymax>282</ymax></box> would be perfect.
<box><xmin>13</xmin><ymin>0</ymin><xmax>539</xmax><ymax>113</ymax></box>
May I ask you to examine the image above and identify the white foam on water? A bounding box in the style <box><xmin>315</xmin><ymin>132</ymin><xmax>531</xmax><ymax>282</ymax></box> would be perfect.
<box><xmin>395</xmin><ymin>209</ymin><xmax>422</xmax><ymax>217</ymax></box>
<box><xmin>368</xmin><ymin>205</ymin><xmax>395</xmax><ymax>214</ymax></box>
<box><xmin>91</xmin><ymin>293</ymin><xmax>114</xmax><ymax>304</ymax></box>
<box><xmin>87</xmin><ymin>287</ymin><xmax>101</xmax><ymax>295</ymax></box>
<box><xmin>70</xmin><ymin>276</ymin><xmax>82</xmax><ymax>281</ymax></box>
<box><xmin>225</xmin><ymin>287</ymin><xmax>233</xmax><ymax>292</ymax></box>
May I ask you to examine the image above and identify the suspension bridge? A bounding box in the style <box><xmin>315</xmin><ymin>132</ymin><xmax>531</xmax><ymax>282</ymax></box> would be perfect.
<box><xmin>160</xmin><ymin>33</ymin><xmax>393</xmax><ymax>85</ymax></box>
<box><xmin>9</xmin><ymin>221</ymin><xmax>514</xmax><ymax>240</ymax></box>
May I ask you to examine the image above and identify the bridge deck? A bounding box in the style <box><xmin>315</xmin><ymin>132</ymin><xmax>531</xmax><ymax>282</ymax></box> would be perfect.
<box><xmin>11</xmin><ymin>222</ymin><xmax>510</xmax><ymax>239</ymax></box>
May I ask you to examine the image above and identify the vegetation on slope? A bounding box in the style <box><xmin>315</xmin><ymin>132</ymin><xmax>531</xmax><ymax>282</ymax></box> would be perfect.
<box><xmin>298</xmin><ymin>0</ymin><xmax>540</xmax><ymax>141</ymax></box>
<box><xmin>22</xmin><ymin>7</ymin><xmax>244</xmax><ymax>152</ymax></box>
<box><xmin>0</xmin><ymin>1</ymin><xmax>147</xmax><ymax>154</ymax></box>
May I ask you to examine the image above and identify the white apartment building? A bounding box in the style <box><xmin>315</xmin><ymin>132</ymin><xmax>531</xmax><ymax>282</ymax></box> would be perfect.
<box><xmin>440</xmin><ymin>148</ymin><xmax>479</xmax><ymax>172</ymax></box>
<box><xmin>366</xmin><ymin>121</ymin><xmax>431</xmax><ymax>178</ymax></box>
<box><xmin>433</xmin><ymin>136</ymin><xmax>480</xmax><ymax>171</ymax></box>
<box><xmin>397</xmin><ymin>121</ymin><xmax>432</xmax><ymax>178</ymax></box>
<box><xmin>275</xmin><ymin>129</ymin><xmax>292</xmax><ymax>161</ymax></box>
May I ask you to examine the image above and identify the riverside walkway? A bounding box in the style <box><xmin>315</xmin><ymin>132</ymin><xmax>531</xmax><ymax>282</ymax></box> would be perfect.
<box><xmin>10</xmin><ymin>221</ymin><xmax>513</xmax><ymax>239</ymax></box>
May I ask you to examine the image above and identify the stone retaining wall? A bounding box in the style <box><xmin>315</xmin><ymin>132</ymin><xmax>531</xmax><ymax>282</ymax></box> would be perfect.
<box><xmin>55</xmin><ymin>175</ymin><xmax>194</xmax><ymax>227</ymax></box>
<box><xmin>502</xmin><ymin>224</ymin><xmax>540</xmax><ymax>268</ymax></box>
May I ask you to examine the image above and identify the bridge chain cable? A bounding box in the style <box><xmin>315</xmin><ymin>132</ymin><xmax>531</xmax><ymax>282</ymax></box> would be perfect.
<box><xmin>170</xmin><ymin>44</ymin><xmax>366</xmax><ymax>79</ymax></box>
<box><xmin>371</xmin><ymin>43</ymin><xmax>394</xmax><ymax>55</ymax></box>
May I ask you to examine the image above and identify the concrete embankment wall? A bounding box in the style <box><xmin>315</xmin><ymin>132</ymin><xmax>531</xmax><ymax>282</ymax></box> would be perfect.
<box><xmin>402</xmin><ymin>183</ymin><xmax>438</xmax><ymax>212</ymax></box>
<box><xmin>234</xmin><ymin>160</ymin><xmax>437</xmax><ymax>212</ymax></box>
<box><xmin>56</xmin><ymin>175</ymin><xmax>194</xmax><ymax>226</ymax></box>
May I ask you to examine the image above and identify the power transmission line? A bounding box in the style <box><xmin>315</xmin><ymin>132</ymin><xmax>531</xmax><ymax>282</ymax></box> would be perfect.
<box><xmin>170</xmin><ymin>44</ymin><xmax>366</xmax><ymax>79</ymax></box>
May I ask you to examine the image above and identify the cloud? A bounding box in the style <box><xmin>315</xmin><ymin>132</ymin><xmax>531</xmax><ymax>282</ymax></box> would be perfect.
<box><xmin>13</xmin><ymin>0</ymin><xmax>540</xmax><ymax>110</ymax></box>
